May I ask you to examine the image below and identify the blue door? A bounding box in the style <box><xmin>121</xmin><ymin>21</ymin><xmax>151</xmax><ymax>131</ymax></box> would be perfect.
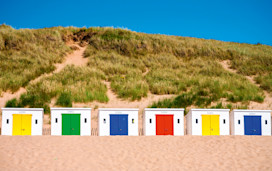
<box><xmin>110</xmin><ymin>115</ymin><xmax>119</xmax><ymax>135</ymax></box>
<box><xmin>110</xmin><ymin>114</ymin><xmax>128</xmax><ymax>135</ymax></box>
<box><xmin>244</xmin><ymin>116</ymin><xmax>262</xmax><ymax>135</ymax></box>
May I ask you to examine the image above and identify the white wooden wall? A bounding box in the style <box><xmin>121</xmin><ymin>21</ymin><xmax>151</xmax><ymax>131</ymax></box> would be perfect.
<box><xmin>1</xmin><ymin>108</ymin><xmax>43</xmax><ymax>135</ymax></box>
<box><xmin>186</xmin><ymin>109</ymin><xmax>230</xmax><ymax>135</ymax></box>
<box><xmin>98</xmin><ymin>108</ymin><xmax>138</xmax><ymax>136</ymax></box>
<box><xmin>144</xmin><ymin>108</ymin><xmax>184</xmax><ymax>136</ymax></box>
<box><xmin>230</xmin><ymin>110</ymin><xmax>271</xmax><ymax>136</ymax></box>
<box><xmin>50</xmin><ymin>108</ymin><xmax>91</xmax><ymax>136</ymax></box>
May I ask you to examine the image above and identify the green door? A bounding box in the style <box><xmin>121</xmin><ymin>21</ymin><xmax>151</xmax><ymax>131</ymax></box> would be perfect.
<box><xmin>71</xmin><ymin>114</ymin><xmax>80</xmax><ymax>135</ymax></box>
<box><xmin>62</xmin><ymin>114</ymin><xmax>80</xmax><ymax>135</ymax></box>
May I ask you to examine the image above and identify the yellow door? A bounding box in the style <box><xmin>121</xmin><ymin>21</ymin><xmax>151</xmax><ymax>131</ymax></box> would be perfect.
<box><xmin>12</xmin><ymin>114</ymin><xmax>32</xmax><ymax>135</ymax></box>
<box><xmin>210</xmin><ymin>115</ymin><xmax>220</xmax><ymax>135</ymax></box>
<box><xmin>21</xmin><ymin>115</ymin><xmax>32</xmax><ymax>135</ymax></box>
<box><xmin>12</xmin><ymin>114</ymin><xmax>22</xmax><ymax>135</ymax></box>
<box><xmin>202</xmin><ymin>115</ymin><xmax>211</xmax><ymax>136</ymax></box>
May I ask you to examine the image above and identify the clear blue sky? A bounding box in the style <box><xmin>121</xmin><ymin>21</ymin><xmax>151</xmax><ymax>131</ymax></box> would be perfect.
<box><xmin>1</xmin><ymin>0</ymin><xmax>271</xmax><ymax>45</ymax></box>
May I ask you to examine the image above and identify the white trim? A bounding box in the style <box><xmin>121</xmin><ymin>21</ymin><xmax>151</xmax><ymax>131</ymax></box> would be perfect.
<box><xmin>61</xmin><ymin>113</ymin><xmax>81</xmax><ymax>115</ymax></box>
<box><xmin>50</xmin><ymin>108</ymin><xmax>91</xmax><ymax>110</ymax></box>
<box><xmin>144</xmin><ymin>108</ymin><xmax>184</xmax><ymax>111</ymax></box>
<box><xmin>190</xmin><ymin>108</ymin><xmax>230</xmax><ymax>112</ymax></box>
<box><xmin>98</xmin><ymin>108</ymin><xmax>139</xmax><ymax>111</ymax></box>
<box><xmin>233</xmin><ymin>109</ymin><xmax>272</xmax><ymax>112</ymax></box>
<box><xmin>2</xmin><ymin>108</ymin><xmax>44</xmax><ymax>111</ymax></box>
<box><xmin>201</xmin><ymin>114</ymin><xmax>220</xmax><ymax>116</ymax></box>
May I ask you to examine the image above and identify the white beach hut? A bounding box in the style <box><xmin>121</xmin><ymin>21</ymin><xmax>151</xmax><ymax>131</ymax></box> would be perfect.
<box><xmin>1</xmin><ymin>108</ymin><xmax>43</xmax><ymax>136</ymax></box>
<box><xmin>51</xmin><ymin>108</ymin><xmax>91</xmax><ymax>136</ymax></box>
<box><xmin>98</xmin><ymin>108</ymin><xmax>138</xmax><ymax>136</ymax></box>
<box><xmin>143</xmin><ymin>108</ymin><xmax>184</xmax><ymax>136</ymax></box>
<box><xmin>186</xmin><ymin>109</ymin><xmax>230</xmax><ymax>135</ymax></box>
<box><xmin>230</xmin><ymin>110</ymin><xmax>271</xmax><ymax>136</ymax></box>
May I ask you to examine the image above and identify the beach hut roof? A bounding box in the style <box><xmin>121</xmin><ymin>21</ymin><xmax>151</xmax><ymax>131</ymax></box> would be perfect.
<box><xmin>232</xmin><ymin>109</ymin><xmax>272</xmax><ymax>112</ymax></box>
<box><xmin>1</xmin><ymin>108</ymin><xmax>43</xmax><ymax>111</ymax></box>
<box><xmin>98</xmin><ymin>108</ymin><xmax>139</xmax><ymax>111</ymax></box>
<box><xmin>144</xmin><ymin>108</ymin><xmax>184</xmax><ymax>111</ymax></box>
<box><xmin>50</xmin><ymin>108</ymin><xmax>91</xmax><ymax>110</ymax></box>
<box><xmin>189</xmin><ymin>108</ymin><xmax>230</xmax><ymax>112</ymax></box>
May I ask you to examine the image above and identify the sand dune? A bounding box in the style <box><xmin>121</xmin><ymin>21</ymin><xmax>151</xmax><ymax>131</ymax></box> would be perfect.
<box><xmin>0</xmin><ymin>43</ymin><xmax>87</xmax><ymax>110</ymax></box>
<box><xmin>220</xmin><ymin>60</ymin><xmax>272</xmax><ymax>110</ymax></box>
<box><xmin>0</xmin><ymin>136</ymin><xmax>271</xmax><ymax>171</ymax></box>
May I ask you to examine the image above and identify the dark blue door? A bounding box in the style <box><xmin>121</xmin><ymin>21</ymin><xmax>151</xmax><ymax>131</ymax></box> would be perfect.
<box><xmin>110</xmin><ymin>114</ymin><xmax>128</xmax><ymax>135</ymax></box>
<box><xmin>110</xmin><ymin>115</ymin><xmax>119</xmax><ymax>135</ymax></box>
<box><xmin>244</xmin><ymin>116</ymin><xmax>262</xmax><ymax>135</ymax></box>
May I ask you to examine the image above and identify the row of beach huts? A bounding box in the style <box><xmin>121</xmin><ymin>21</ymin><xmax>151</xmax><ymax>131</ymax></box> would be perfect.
<box><xmin>1</xmin><ymin>108</ymin><xmax>271</xmax><ymax>136</ymax></box>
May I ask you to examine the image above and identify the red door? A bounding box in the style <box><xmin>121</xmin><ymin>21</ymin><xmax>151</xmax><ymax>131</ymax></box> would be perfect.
<box><xmin>156</xmin><ymin>115</ymin><xmax>174</xmax><ymax>135</ymax></box>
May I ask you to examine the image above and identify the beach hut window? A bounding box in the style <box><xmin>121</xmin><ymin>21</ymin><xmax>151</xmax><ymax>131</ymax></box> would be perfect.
<box><xmin>223</xmin><ymin>119</ymin><xmax>226</xmax><ymax>124</ymax></box>
<box><xmin>177</xmin><ymin>119</ymin><xmax>180</xmax><ymax>124</ymax></box>
<box><xmin>132</xmin><ymin>119</ymin><xmax>134</xmax><ymax>124</ymax></box>
<box><xmin>265</xmin><ymin>120</ymin><xmax>268</xmax><ymax>124</ymax></box>
<box><xmin>196</xmin><ymin>119</ymin><xmax>198</xmax><ymax>124</ymax></box>
<box><xmin>85</xmin><ymin>118</ymin><xmax>87</xmax><ymax>123</ymax></box>
<box><xmin>149</xmin><ymin>119</ymin><xmax>152</xmax><ymax>123</ymax></box>
<box><xmin>55</xmin><ymin>118</ymin><xmax>58</xmax><ymax>123</ymax></box>
<box><xmin>6</xmin><ymin>119</ymin><xmax>9</xmax><ymax>124</ymax></box>
<box><xmin>103</xmin><ymin>119</ymin><xmax>106</xmax><ymax>124</ymax></box>
<box><xmin>35</xmin><ymin>119</ymin><xmax>38</xmax><ymax>124</ymax></box>
<box><xmin>238</xmin><ymin>120</ymin><xmax>240</xmax><ymax>124</ymax></box>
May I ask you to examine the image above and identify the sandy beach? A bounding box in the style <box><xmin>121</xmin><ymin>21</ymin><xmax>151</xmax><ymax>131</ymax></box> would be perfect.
<box><xmin>0</xmin><ymin>136</ymin><xmax>271</xmax><ymax>171</ymax></box>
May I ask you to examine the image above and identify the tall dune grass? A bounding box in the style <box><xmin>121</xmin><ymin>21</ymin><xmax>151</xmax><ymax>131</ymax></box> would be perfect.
<box><xmin>3</xmin><ymin>25</ymin><xmax>272</xmax><ymax>110</ymax></box>
<box><xmin>81</xmin><ymin>27</ymin><xmax>266</xmax><ymax>106</ymax></box>
<box><xmin>0</xmin><ymin>25</ymin><xmax>79</xmax><ymax>93</ymax></box>
<box><xmin>80</xmin><ymin>27</ymin><xmax>272</xmax><ymax>93</ymax></box>
<box><xmin>6</xmin><ymin>65</ymin><xmax>108</xmax><ymax>113</ymax></box>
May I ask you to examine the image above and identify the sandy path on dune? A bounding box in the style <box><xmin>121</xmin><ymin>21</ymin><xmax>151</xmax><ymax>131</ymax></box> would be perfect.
<box><xmin>0</xmin><ymin>136</ymin><xmax>271</xmax><ymax>171</ymax></box>
<box><xmin>0</xmin><ymin>44</ymin><xmax>87</xmax><ymax>110</ymax></box>
<box><xmin>219</xmin><ymin>60</ymin><xmax>272</xmax><ymax>110</ymax></box>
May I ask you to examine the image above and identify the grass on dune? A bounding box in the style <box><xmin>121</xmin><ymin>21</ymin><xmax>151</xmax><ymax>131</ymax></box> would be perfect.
<box><xmin>210</xmin><ymin>102</ymin><xmax>248</xmax><ymax>110</ymax></box>
<box><xmin>3</xmin><ymin>26</ymin><xmax>272</xmax><ymax>110</ymax></box>
<box><xmin>85</xmin><ymin>48</ymin><xmax>264</xmax><ymax>106</ymax></box>
<box><xmin>81</xmin><ymin>27</ymin><xmax>272</xmax><ymax>94</ymax></box>
<box><xmin>86</xmin><ymin>51</ymin><xmax>149</xmax><ymax>100</ymax></box>
<box><xmin>255</xmin><ymin>74</ymin><xmax>272</xmax><ymax>93</ymax></box>
<box><xmin>82</xmin><ymin>27</ymin><xmax>267</xmax><ymax>106</ymax></box>
<box><xmin>148</xmin><ymin>58</ymin><xmax>264</xmax><ymax>109</ymax></box>
<box><xmin>0</xmin><ymin>25</ymin><xmax>80</xmax><ymax>93</ymax></box>
<box><xmin>6</xmin><ymin>65</ymin><xmax>108</xmax><ymax>113</ymax></box>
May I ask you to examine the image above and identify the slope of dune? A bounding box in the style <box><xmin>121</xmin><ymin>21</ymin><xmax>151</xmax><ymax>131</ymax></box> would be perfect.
<box><xmin>1</xmin><ymin>25</ymin><xmax>272</xmax><ymax>112</ymax></box>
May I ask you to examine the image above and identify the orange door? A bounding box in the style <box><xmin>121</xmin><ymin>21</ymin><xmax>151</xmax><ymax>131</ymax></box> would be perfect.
<box><xmin>156</xmin><ymin>115</ymin><xmax>173</xmax><ymax>135</ymax></box>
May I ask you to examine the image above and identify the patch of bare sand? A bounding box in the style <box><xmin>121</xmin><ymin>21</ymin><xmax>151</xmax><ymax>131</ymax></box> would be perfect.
<box><xmin>0</xmin><ymin>44</ymin><xmax>88</xmax><ymax>110</ymax></box>
<box><xmin>0</xmin><ymin>136</ymin><xmax>271</xmax><ymax>171</ymax></box>
<box><xmin>219</xmin><ymin>60</ymin><xmax>272</xmax><ymax>110</ymax></box>
<box><xmin>0</xmin><ymin>88</ymin><xmax>26</xmax><ymax>111</ymax></box>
